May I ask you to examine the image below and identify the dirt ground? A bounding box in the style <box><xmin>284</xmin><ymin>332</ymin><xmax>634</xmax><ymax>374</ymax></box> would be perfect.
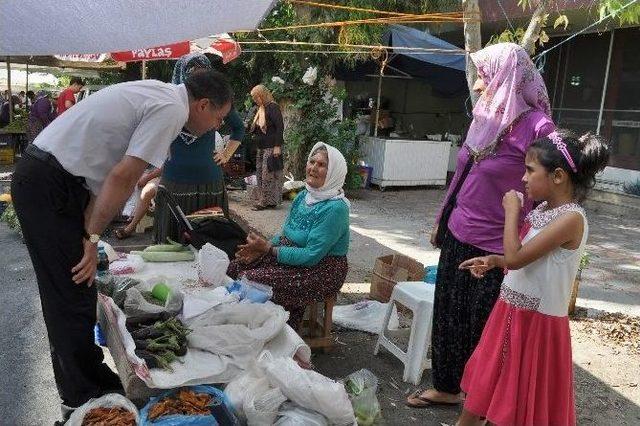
<box><xmin>229</xmin><ymin>187</ymin><xmax>640</xmax><ymax>425</ymax></box>
<box><xmin>2</xmin><ymin>169</ymin><xmax>638</xmax><ymax>424</ymax></box>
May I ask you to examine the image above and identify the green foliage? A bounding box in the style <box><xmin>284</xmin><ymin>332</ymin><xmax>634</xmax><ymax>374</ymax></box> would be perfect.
<box><xmin>579</xmin><ymin>252</ymin><xmax>590</xmax><ymax>271</ymax></box>
<box><xmin>260</xmin><ymin>62</ymin><xmax>361</xmax><ymax>189</ymax></box>
<box><xmin>1</xmin><ymin>204</ymin><xmax>22</xmax><ymax>238</ymax></box>
<box><xmin>599</xmin><ymin>0</ymin><xmax>640</xmax><ymax>25</ymax></box>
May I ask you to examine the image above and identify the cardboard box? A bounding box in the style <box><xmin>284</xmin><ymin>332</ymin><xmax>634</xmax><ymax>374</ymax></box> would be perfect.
<box><xmin>370</xmin><ymin>254</ymin><xmax>425</xmax><ymax>302</ymax></box>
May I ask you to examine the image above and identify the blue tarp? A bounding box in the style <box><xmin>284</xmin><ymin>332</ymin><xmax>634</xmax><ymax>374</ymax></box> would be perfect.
<box><xmin>383</xmin><ymin>25</ymin><xmax>466</xmax><ymax>72</ymax></box>
<box><xmin>381</xmin><ymin>25</ymin><xmax>467</xmax><ymax>96</ymax></box>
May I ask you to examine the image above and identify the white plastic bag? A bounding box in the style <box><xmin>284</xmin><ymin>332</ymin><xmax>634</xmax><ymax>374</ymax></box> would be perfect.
<box><xmin>123</xmin><ymin>276</ymin><xmax>183</xmax><ymax>320</ymax></box>
<box><xmin>275</xmin><ymin>402</ymin><xmax>328</xmax><ymax>426</ymax></box>
<box><xmin>343</xmin><ymin>369</ymin><xmax>382</xmax><ymax>426</ymax></box>
<box><xmin>197</xmin><ymin>243</ymin><xmax>231</xmax><ymax>287</ymax></box>
<box><xmin>259</xmin><ymin>351</ymin><xmax>355</xmax><ymax>425</ymax></box>
<box><xmin>333</xmin><ymin>300</ymin><xmax>399</xmax><ymax>334</ymax></box>
<box><xmin>225</xmin><ymin>372</ymin><xmax>257</xmax><ymax>418</ymax></box>
<box><xmin>243</xmin><ymin>377</ymin><xmax>287</xmax><ymax>426</ymax></box>
<box><xmin>109</xmin><ymin>253</ymin><xmax>145</xmax><ymax>275</ymax></box>
<box><xmin>67</xmin><ymin>393</ymin><xmax>138</xmax><ymax>426</ymax></box>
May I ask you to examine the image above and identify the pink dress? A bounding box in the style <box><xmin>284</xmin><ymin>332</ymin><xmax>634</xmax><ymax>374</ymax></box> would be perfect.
<box><xmin>461</xmin><ymin>202</ymin><xmax>588</xmax><ymax>426</ymax></box>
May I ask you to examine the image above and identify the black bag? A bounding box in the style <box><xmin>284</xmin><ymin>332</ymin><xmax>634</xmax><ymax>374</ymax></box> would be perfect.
<box><xmin>435</xmin><ymin>157</ymin><xmax>474</xmax><ymax>247</ymax></box>
<box><xmin>266</xmin><ymin>154</ymin><xmax>284</xmax><ymax>172</ymax></box>
<box><xmin>156</xmin><ymin>186</ymin><xmax>247</xmax><ymax>259</ymax></box>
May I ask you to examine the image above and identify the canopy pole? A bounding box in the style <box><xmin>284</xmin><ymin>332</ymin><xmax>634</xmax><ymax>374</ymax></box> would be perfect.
<box><xmin>141</xmin><ymin>60</ymin><xmax>147</xmax><ymax>79</ymax></box>
<box><xmin>596</xmin><ymin>29</ymin><xmax>615</xmax><ymax>136</ymax></box>
<box><xmin>374</xmin><ymin>56</ymin><xmax>388</xmax><ymax>138</ymax></box>
<box><xmin>26</xmin><ymin>62</ymin><xmax>29</xmax><ymax>97</ymax></box>
<box><xmin>6</xmin><ymin>57</ymin><xmax>14</xmax><ymax>123</ymax></box>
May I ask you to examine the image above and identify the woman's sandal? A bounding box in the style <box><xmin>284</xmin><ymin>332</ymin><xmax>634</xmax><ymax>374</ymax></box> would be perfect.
<box><xmin>405</xmin><ymin>389</ymin><xmax>462</xmax><ymax>408</ymax></box>
<box><xmin>114</xmin><ymin>228</ymin><xmax>133</xmax><ymax>240</ymax></box>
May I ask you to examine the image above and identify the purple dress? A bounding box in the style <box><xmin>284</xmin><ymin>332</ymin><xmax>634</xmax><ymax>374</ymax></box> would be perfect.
<box><xmin>27</xmin><ymin>97</ymin><xmax>56</xmax><ymax>144</ymax></box>
<box><xmin>444</xmin><ymin>110</ymin><xmax>554</xmax><ymax>254</ymax></box>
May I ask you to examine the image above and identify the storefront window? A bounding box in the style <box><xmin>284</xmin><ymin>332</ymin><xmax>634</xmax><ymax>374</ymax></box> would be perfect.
<box><xmin>543</xmin><ymin>28</ymin><xmax>640</xmax><ymax>172</ymax></box>
<box><xmin>601</xmin><ymin>28</ymin><xmax>640</xmax><ymax>170</ymax></box>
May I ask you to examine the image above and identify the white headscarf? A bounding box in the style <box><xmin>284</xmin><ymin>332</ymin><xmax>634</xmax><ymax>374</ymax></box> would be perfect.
<box><xmin>305</xmin><ymin>142</ymin><xmax>351</xmax><ymax>209</ymax></box>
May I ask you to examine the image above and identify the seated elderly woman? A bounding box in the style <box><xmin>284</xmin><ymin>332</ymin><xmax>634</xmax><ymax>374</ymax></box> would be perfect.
<box><xmin>228</xmin><ymin>142</ymin><xmax>350</xmax><ymax>327</ymax></box>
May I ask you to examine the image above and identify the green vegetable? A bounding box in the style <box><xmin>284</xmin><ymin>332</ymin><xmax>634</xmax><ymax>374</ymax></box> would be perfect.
<box><xmin>152</xmin><ymin>283</ymin><xmax>171</xmax><ymax>304</ymax></box>
<box><xmin>143</xmin><ymin>244</ymin><xmax>186</xmax><ymax>253</ymax></box>
<box><xmin>131</xmin><ymin>250</ymin><xmax>195</xmax><ymax>262</ymax></box>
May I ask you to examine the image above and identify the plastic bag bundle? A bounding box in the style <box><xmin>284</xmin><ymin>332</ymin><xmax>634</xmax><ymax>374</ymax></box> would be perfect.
<box><xmin>123</xmin><ymin>276</ymin><xmax>183</xmax><ymax>320</ymax></box>
<box><xmin>226</xmin><ymin>277</ymin><xmax>273</xmax><ymax>303</ymax></box>
<box><xmin>275</xmin><ymin>402</ymin><xmax>328</xmax><ymax>426</ymax></box>
<box><xmin>224</xmin><ymin>370</ymin><xmax>263</xmax><ymax>420</ymax></box>
<box><xmin>333</xmin><ymin>300</ymin><xmax>399</xmax><ymax>334</ymax></box>
<box><xmin>243</xmin><ymin>378</ymin><xmax>287</xmax><ymax>426</ymax></box>
<box><xmin>259</xmin><ymin>351</ymin><xmax>355</xmax><ymax>425</ymax></box>
<box><xmin>342</xmin><ymin>369</ymin><xmax>382</xmax><ymax>426</ymax></box>
<box><xmin>197</xmin><ymin>243</ymin><xmax>230</xmax><ymax>287</ymax></box>
<box><xmin>67</xmin><ymin>393</ymin><xmax>139</xmax><ymax>426</ymax></box>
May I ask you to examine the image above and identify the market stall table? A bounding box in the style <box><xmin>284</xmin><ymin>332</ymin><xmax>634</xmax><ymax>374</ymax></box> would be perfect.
<box><xmin>97</xmin><ymin>255</ymin><xmax>311</xmax><ymax>406</ymax></box>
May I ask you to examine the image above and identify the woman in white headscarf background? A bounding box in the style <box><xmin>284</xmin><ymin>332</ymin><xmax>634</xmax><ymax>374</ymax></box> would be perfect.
<box><xmin>227</xmin><ymin>142</ymin><xmax>351</xmax><ymax>328</ymax></box>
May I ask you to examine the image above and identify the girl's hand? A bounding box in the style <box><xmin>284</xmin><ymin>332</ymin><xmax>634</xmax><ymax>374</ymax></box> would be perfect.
<box><xmin>502</xmin><ymin>190</ymin><xmax>523</xmax><ymax>214</ymax></box>
<box><xmin>459</xmin><ymin>256</ymin><xmax>495</xmax><ymax>279</ymax></box>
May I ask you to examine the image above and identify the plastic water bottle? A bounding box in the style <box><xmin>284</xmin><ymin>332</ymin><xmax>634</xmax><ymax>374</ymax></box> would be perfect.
<box><xmin>97</xmin><ymin>246</ymin><xmax>109</xmax><ymax>275</ymax></box>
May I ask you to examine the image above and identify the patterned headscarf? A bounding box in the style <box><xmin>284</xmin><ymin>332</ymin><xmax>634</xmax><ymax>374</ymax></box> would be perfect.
<box><xmin>171</xmin><ymin>53</ymin><xmax>212</xmax><ymax>84</ymax></box>
<box><xmin>466</xmin><ymin>43</ymin><xmax>551</xmax><ymax>159</ymax></box>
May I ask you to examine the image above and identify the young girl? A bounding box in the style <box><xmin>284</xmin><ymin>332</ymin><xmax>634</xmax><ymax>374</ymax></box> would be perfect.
<box><xmin>455</xmin><ymin>129</ymin><xmax>610</xmax><ymax>426</ymax></box>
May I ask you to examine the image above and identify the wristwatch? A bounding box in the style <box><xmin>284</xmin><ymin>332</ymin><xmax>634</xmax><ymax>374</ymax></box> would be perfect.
<box><xmin>87</xmin><ymin>233</ymin><xmax>100</xmax><ymax>244</ymax></box>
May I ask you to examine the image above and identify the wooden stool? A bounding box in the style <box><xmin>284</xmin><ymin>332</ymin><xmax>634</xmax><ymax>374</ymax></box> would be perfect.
<box><xmin>298</xmin><ymin>297</ymin><xmax>336</xmax><ymax>352</ymax></box>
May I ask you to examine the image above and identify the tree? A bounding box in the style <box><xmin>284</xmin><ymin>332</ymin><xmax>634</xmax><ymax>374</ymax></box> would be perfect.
<box><xmin>463</xmin><ymin>0</ymin><xmax>482</xmax><ymax>105</ymax></box>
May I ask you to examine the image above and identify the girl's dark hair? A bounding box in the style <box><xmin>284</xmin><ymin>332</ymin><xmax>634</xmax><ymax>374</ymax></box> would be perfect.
<box><xmin>529</xmin><ymin>128</ymin><xmax>610</xmax><ymax>202</ymax></box>
<box><xmin>184</xmin><ymin>69</ymin><xmax>233</xmax><ymax>109</ymax></box>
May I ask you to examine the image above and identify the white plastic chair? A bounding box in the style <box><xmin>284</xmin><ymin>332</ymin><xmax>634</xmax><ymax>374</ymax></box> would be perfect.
<box><xmin>374</xmin><ymin>281</ymin><xmax>435</xmax><ymax>385</ymax></box>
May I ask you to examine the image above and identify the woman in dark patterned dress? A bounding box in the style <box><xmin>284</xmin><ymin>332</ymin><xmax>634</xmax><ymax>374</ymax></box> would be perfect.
<box><xmin>228</xmin><ymin>142</ymin><xmax>350</xmax><ymax>328</ymax></box>
<box><xmin>407</xmin><ymin>43</ymin><xmax>555</xmax><ymax>408</ymax></box>
<box><xmin>249</xmin><ymin>84</ymin><xmax>285</xmax><ymax>210</ymax></box>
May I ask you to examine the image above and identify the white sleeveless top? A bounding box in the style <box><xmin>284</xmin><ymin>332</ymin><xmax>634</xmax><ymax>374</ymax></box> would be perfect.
<box><xmin>501</xmin><ymin>202</ymin><xmax>588</xmax><ymax>317</ymax></box>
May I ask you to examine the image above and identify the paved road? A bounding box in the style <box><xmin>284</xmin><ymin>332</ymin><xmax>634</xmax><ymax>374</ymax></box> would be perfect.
<box><xmin>0</xmin><ymin>223</ymin><xmax>59</xmax><ymax>424</ymax></box>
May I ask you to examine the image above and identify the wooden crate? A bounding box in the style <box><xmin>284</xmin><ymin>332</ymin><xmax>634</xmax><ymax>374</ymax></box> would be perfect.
<box><xmin>370</xmin><ymin>254</ymin><xmax>425</xmax><ymax>302</ymax></box>
<box><xmin>0</xmin><ymin>146</ymin><xmax>15</xmax><ymax>165</ymax></box>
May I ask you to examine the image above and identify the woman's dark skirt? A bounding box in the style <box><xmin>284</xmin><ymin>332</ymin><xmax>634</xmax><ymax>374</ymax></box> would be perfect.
<box><xmin>431</xmin><ymin>229</ymin><xmax>504</xmax><ymax>394</ymax></box>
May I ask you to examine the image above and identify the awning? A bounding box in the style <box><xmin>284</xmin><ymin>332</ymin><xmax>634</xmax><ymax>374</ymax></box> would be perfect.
<box><xmin>0</xmin><ymin>0</ymin><xmax>276</xmax><ymax>56</ymax></box>
<box><xmin>383</xmin><ymin>25</ymin><xmax>466</xmax><ymax>72</ymax></box>
<box><xmin>382</xmin><ymin>25</ymin><xmax>467</xmax><ymax>96</ymax></box>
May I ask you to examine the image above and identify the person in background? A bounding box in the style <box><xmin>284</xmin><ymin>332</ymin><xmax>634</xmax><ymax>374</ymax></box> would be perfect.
<box><xmin>11</xmin><ymin>70</ymin><xmax>232</xmax><ymax>423</ymax></box>
<box><xmin>26</xmin><ymin>90</ymin><xmax>36</xmax><ymax>109</ymax></box>
<box><xmin>150</xmin><ymin>53</ymin><xmax>245</xmax><ymax>243</ymax></box>
<box><xmin>19</xmin><ymin>90</ymin><xmax>27</xmax><ymax>106</ymax></box>
<box><xmin>456</xmin><ymin>130</ymin><xmax>609</xmax><ymax>425</ymax></box>
<box><xmin>406</xmin><ymin>43</ymin><xmax>555</xmax><ymax>408</ymax></box>
<box><xmin>0</xmin><ymin>95</ymin><xmax>21</xmax><ymax>127</ymax></box>
<box><xmin>228</xmin><ymin>142</ymin><xmax>350</xmax><ymax>329</ymax></box>
<box><xmin>56</xmin><ymin>76</ymin><xmax>84</xmax><ymax>115</ymax></box>
<box><xmin>249</xmin><ymin>84</ymin><xmax>285</xmax><ymax>210</ymax></box>
<box><xmin>27</xmin><ymin>90</ymin><xmax>56</xmax><ymax>143</ymax></box>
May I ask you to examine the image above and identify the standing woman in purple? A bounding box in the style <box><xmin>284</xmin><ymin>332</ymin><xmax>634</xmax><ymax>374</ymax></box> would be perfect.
<box><xmin>407</xmin><ymin>43</ymin><xmax>555</xmax><ymax>408</ymax></box>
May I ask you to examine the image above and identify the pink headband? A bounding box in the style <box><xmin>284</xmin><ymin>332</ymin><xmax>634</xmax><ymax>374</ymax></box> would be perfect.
<box><xmin>548</xmin><ymin>132</ymin><xmax>577</xmax><ymax>173</ymax></box>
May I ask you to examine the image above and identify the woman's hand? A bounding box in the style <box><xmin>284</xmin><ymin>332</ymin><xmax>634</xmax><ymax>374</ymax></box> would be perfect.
<box><xmin>459</xmin><ymin>255</ymin><xmax>497</xmax><ymax>279</ymax></box>
<box><xmin>213</xmin><ymin>152</ymin><xmax>228</xmax><ymax>166</ymax></box>
<box><xmin>430</xmin><ymin>224</ymin><xmax>440</xmax><ymax>248</ymax></box>
<box><xmin>273</xmin><ymin>146</ymin><xmax>282</xmax><ymax>156</ymax></box>
<box><xmin>502</xmin><ymin>190</ymin><xmax>523</xmax><ymax>215</ymax></box>
<box><xmin>236</xmin><ymin>232</ymin><xmax>271</xmax><ymax>264</ymax></box>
